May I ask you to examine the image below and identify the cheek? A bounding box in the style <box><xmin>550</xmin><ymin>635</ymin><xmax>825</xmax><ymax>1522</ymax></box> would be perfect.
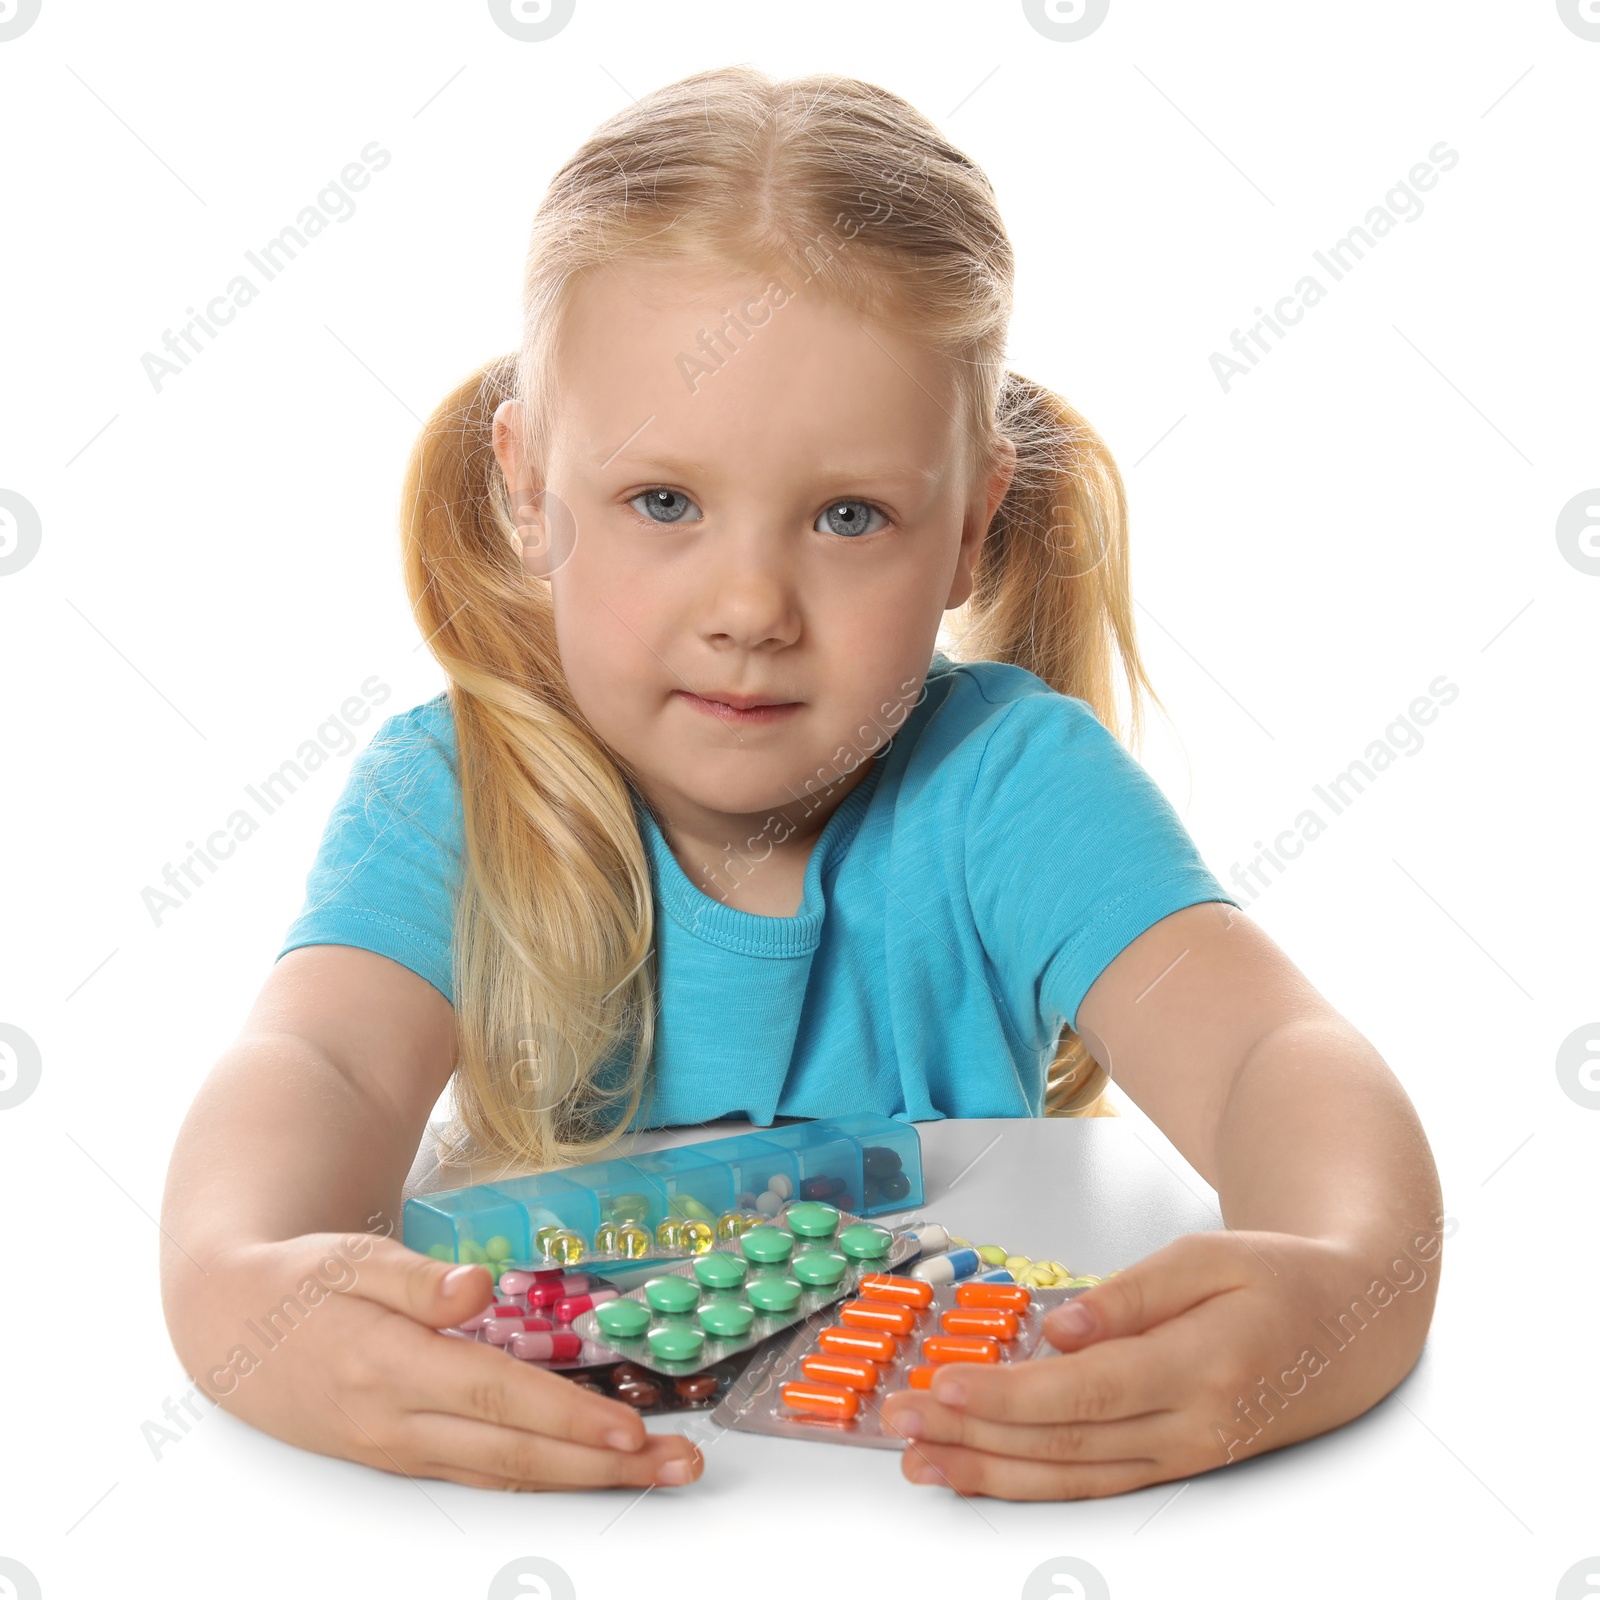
<box><xmin>550</xmin><ymin>540</ymin><xmax>664</xmax><ymax>712</ymax></box>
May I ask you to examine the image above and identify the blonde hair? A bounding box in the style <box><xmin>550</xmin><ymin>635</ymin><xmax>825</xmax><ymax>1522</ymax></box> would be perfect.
<box><xmin>402</xmin><ymin>66</ymin><xmax>1164</xmax><ymax>1173</ymax></box>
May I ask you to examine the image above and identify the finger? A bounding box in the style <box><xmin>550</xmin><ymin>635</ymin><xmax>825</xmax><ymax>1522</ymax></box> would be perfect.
<box><xmin>346</xmin><ymin>1235</ymin><xmax>496</xmax><ymax>1330</ymax></box>
<box><xmin>883</xmin><ymin>1335</ymin><xmax>1181</xmax><ymax>1427</ymax></box>
<box><xmin>880</xmin><ymin>1391</ymin><xmax>1173</xmax><ymax>1464</ymax></box>
<box><xmin>384</xmin><ymin>1317</ymin><xmax>652</xmax><ymax>1453</ymax></box>
<box><xmin>900</xmin><ymin>1439</ymin><xmax>1158</xmax><ymax>1501</ymax></box>
<box><xmin>408</xmin><ymin>1414</ymin><xmax>703</xmax><ymax>1492</ymax></box>
<box><xmin>1041</xmin><ymin>1233</ymin><xmax>1252</xmax><ymax>1352</ymax></box>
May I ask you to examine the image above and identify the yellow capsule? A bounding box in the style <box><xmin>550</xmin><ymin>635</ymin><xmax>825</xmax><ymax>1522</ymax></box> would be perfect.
<box><xmin>549</xmin><ymin>1229</ymin><xmax>585</xmax><ymax>1266</ymax></box>
<box><xmin>593</xmin><ymin>1221</ymin><xmax>620</xmax><ymax>1255</ymax></box>
<box><xmin>679</xmin><ymin>1219</ymin><xmax>715</xmax><ymax>1254</ymax></box>
<box><xmin>976</xmin><ymin>1245</ymin><xmax>1008</xmax><ymax>1266</ymax></box>
<box><xmin>534</xmin><ymin>1224</ymin><xmax>561</xmax><ymax>1256</ymax></box>
<box><xmin>615</xmin><ymin>1222</ymin><xmax>651</xmax><ymax>1259</ymax></box>
<box><xmin>715</xmin><ymin>1209</ymin><xmax>749</xmax><ymax>1241</ymax></box>
<box><xmin>655</xmin><ymin>1218</ymin><xmax>683</xmax><ymax>1251</ymax></box>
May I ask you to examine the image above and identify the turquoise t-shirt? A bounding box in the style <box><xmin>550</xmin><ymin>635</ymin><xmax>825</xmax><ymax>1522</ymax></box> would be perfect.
<box><xmin>277</xmin><ymin>653</ymin><xmax>1237</xmax><ymax>1125</ymax></box>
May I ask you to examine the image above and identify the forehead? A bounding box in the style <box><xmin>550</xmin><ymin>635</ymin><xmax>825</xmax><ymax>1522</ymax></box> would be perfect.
<box><xmin>550</xmin><ymin>258</ymin><xmax>966</xmax><ymax>483</ymax></box>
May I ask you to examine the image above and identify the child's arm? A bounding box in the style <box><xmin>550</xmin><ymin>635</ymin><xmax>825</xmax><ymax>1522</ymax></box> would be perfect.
<box><xmin>879</xmin><ymin>901</ymin><xmax>1443</xmax><ymax>1499</ymax></box>
<box><xmin>159</xmin><ymin>944</ymin><xmax>702</xmax><ymax>1490</ymax></box>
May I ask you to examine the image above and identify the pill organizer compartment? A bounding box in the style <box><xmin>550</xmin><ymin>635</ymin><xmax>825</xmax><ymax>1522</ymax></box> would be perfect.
<box><xmin>623</xmin><ymin>1147</ymin><xmax>737</xmax><ymax>1227</ymax></box>
<box><xmin>812</xmin><ymin>1113</ymin><xmax>923</xmax><ymax>1213</ymax></box>
<box><xmin>710</xmin><ymin>1282</ymin><xmax>1080</xmax><ymax>1449</ymax></box>
<box><xmin>404</xmin><ymin>1184</ymin><xmax>544</xmax><ymax>1267</ymax></box>
<box><xmin>754</xmin><ymin>1123</ymin><xmax>863</xmax><ymax>1212</ymax></box>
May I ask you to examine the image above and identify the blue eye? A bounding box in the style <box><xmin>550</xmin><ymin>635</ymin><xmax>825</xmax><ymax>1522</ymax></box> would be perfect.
<box><xmin>628</xmin><ymin>488</ymin><xmax>702</xmax><ymax>524</ymax></box>
<box><xmin>815</xmin><ymin>499</ymin><xmax>887</xmax><ymax>538</ymax></box>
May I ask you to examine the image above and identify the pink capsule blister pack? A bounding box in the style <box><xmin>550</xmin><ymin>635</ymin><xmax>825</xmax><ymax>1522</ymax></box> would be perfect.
<box><xmin>710</xmin><ymin>1274</ymin><xmax>1080</xmax><ymax>1450</ymax></box>
<box><xmin>441</xmin><ymin>1265</ymin><xmax>629</xmax><ymax>1369</ymax></box>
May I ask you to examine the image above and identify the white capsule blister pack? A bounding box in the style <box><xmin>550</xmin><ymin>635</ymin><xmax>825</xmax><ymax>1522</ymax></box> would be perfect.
<box><xmin>710</xmin><ymin>1281</ymin><xmax>1081</xmax><ymax>1449</ymax></box>
<box><xmin>569</xmin><ymin>1202</ymin><xmax>919</xmax><ymax>1377</ymax></box>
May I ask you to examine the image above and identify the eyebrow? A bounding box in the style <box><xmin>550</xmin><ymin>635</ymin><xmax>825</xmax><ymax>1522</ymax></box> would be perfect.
<box><xmin>603</xmin><ymin>451</ymin><xmax>945</xmax><ymax>487</ymax></box>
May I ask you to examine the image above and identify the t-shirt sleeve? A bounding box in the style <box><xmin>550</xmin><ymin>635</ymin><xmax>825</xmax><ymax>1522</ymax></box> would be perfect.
<box><xmin>964</xmin><ymin>690</ymin><xmax>1238</xmax><ymax>1035</ymax></box>
<box><xmin>276</xmin><ymin>698</ymin><xmax>463</xmax><ymax>1004</ymax></box>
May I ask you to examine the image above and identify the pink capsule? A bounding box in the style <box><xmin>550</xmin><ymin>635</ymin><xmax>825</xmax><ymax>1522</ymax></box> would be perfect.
<box><xmin>497</xmin><ymin>1269</ymin><xmax>542</xmax><ymax>1297</ymax></box>
<box><xmin>459</xmin><ymin>1303</ymin><xmax>522</xmax><ymax>1332</ymax></box>
<box><xmin>528</xmin><ymin>1283</ymin><xmax>565</xmax><ymax>1308</ymax></box>
<box><xmin>554</xmin><ymin>1290</ymin><xmax>616</xmax><ymax>1322</ymax></box>
<box><xmin>489</xmin><ymin>1303</ymin><xmax>527</xmax><ymax>1318</ymax></box>
<box><xmin>532</xmin><ymin>1267</ymin><xmax>567</xmax><ymax>1283</ymax></box>
<box><xmin>509</xmin><ymin>1330</ymin><xmax>582</xmax><ymax>1362</ymax></box>
<box><xmin>485</xmin><ymin>1314</ymin><xmax>554</xmax><ymax>1345</ymax></box>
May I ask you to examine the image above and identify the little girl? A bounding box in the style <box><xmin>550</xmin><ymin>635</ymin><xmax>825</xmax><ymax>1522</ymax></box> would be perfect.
<box><xmin>160</xmin><ymin>66</ymin><xmax>1441</xmax><ymax>1501</ymax></box>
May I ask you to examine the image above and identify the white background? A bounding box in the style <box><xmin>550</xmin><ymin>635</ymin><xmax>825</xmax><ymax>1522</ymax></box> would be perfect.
<box><xmin>1</xmin><ymin>1</ymin><xmax>1596</xmax><ymax>1596</ymax></box>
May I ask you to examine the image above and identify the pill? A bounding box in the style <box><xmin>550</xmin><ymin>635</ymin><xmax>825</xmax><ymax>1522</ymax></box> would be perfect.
<box><xmin>457</xmin><ymin>1310</ymin><xmax>493</xmax><ymax>1332</ymax></box>
<box><xmin>532</xmin><ymin>1264</ymin><xmax>567</xmax><ymax>1282</ymax></box>
<box><xmin>593</xmin><ymin>1221</ymin><xmax>621</xmax><ymax>1255</ymax></box>
<box><xmin>612</xmin><ymin>1363</ymin><xmax>652</xmax><ymax>1387</ymax></box>
<box><xmin>555</xmin><ymin>1290</ymin><xmax>617</xmax><ymax>1322</ymax></box>
<box><xmin>863</xmin><ymin>1146</ymin><xmax>902</xmax><ymax>1179</ymax></box>
<box><xmin>769</xmin><ymin>1173</ymin><xmax>794</xmax><ymax>1201</ymax></box>
<box><xmin>655</xmin><ymin>1219</ymin><xmax>684</xmax><ymax>1250</ymax></box>
<box><xmin>693</xmin><ymin>1251</ymin><xmax>748</xmax><ymax>1290</ymax></box>
<box><xmin>905</xmin><ymin>1364</ymin><xmax>939</xmax><ymax>1390</ymax></box>
<box><xmin>715</xmin><ymin>1210</ymin><xmax>751</xmax><ymax>1241</ymax></box>
<box><xmin>647</xmin><ymin>1325</ymin><xmax>706</xmax><ymax>1363</ymax></box>
<box><xmin>904</xmin><ymin>1223</ymin><xmax>950</xmax><ymax>1254</ymax></box>
<box><xmin>678</xmin><ymin>1220</ymin><xmax>716</xmax><ymax>1254</ymax></box>
<box><xmin>837</xmin><ymin>1224</ymin><xmax>893</xmax><ymax>1261</ymax></box>
<box><xmin>858</xmin><ymin>1273</ymin><xmax>934</xmax><ymax>1309</ymax></box>
<box><xmin>972</xmin><ymin>1268</ymin><xmax>1017</xmax><ymax>1284</ymax></box>
<box><xmin>756</xmin><ymin>1191</ymin><xmax>782</xmax><ymax>1217</ymax></box>
<box><xmin>838</xmin><ymin>1299</ymin><xmax>915</xmax><ymax>1335</ymax></box>
<box><xmin>594</xmin><ymin>1299</ymin><xmax>652</xmax><ymax>1339</ymax></box>
<box><xmin>781</xmin><ymin>1380</ymin><xmax>860</xmax><ymax>1420</ymax></box>
<box><xmin>528</xmin><ymin>1283</ymin><xmax>567</xmax><ymax>1308</ymax></box>
<box><xmin>610</xmin><ymin>1192</ymin><xmax>651</xmax><ymax>1223</ymax></box>
<box><xmin>800</xmin><ymin>1354</ymin><xmax>880</xmax><ymax>1392</ymax></box>
<box><xmin>1004</xmin><ymin>1254</ymin><xmax>1032</xmax><ymax>1275</ymax></box>
<box><xmin>614</xmin><ymin>1223</ymin><xmax>652</xmax><ymax>1259</ymax></box>
<box><xmin>921</xmin><ymin>1334</ymin><xmax>1002</xmax><ymax>1364</ymax></box>
<box><xmin>792</xmin><ymin>1250</ymin><xmax>848</xmax><ymax>1288</ymax></box>
<box><xmin>976</xmin><ymin>1245</ymin><xmax>1009</xmax><ymax>1266</ymax></box>
<box><xmin>784</xmin><ymin>1201</ymin><xmax>841</xmax><ymax>1239</ymax></box>
<box><xmin>737</xmin><ymin>1191</ymin><xmax>758</xmax><ymax>1209</ymax></box>
<box><xmin>488</xmin><ymin>1302</ymin><xmax>527</xmax><ymax>1318</ymax></box>
<box><xmin>484</xmin><ymin>1235</ymin><xmax>513</xmax><ymax>1261</ymax></box>
<box><xmin>800</xmin><ymin>1175</ymin><xmax>846</xmax><ymax>1201</ymax></box>
<box><xmin>459</xmin><ymin>1239</ymin><xmax>488</xmax><ymax>1263</ymax></box>
<box><xmin>674</xmin><ymin>1374</ymin><xmax>719</xmax><ymax>1401</ymax></box>
<box><xmin>909</xmin><ymin>1248</ymin><xmax>980</xmax><ymax>1284</ymax></box>
<box><xmin>878</xmin><ymin>1172</ymin><xmax>910</xmax><ymax>1201</ymax></box>
<box><xmin>428</xmin><ymin>1244</ymin><xmax>454</xmax><ymax>1261</ymax></box>
<box><xmin>940</xmin><ymin>1307</ymin><xmax>1019</xmax><ymax>1340</ymax></box>
<box><xmin>614</xmin><ymin>1380</ymin><xmax>661</xmax><ymax>1409</ymax></box>
<box><xmin>547</xmin><ymin>1230</ymin><xmax>585</xmax><ymax>1266</ymax></box>
<box><xmin>671</xmin><ymin>1194</ymin><xmax>716</xmax><ymax>1223</ymax></box>
<box><xmin>817</xmin><ymin>1325</ymin><xmax>897</xmax><ymax>1362</ymax></box>
<box><xmin>740</xmin><ymin>1226</ymin><xmax>794</xmax><ymax>1264</ymax></box>
<box><xmin>698</xmin><ymin>1300</ymin><xmax>755</xmax><ymax>1338</ymax></box>
<box><xmin>643</xmin><ymin>1276</ymin><xmax>700</xmax><ymax>1314</ymax></box>
<box><xmin>745</xmin><ymin>1276</ymin><xmax>803</xmax><ymax>1313</ymax></box>
<box><xmin>500</xmin><ymin>1268</ymin><xmax>583</xmax><ymax>1298</ymax></box>
<box><xmin>955</xmin><ymin>1281</ymin><xmax>1033</xmax><ymax>1312</ymax></box>
<box><xmin>509</xmin><ymin>1330</ymin><xmax>582</xmax><ymax>1361</ymax></box>
<box><xmin>485</xmin><ymin>1314</ymin><xmax>555</xmax><ymax>1344</ymax></box>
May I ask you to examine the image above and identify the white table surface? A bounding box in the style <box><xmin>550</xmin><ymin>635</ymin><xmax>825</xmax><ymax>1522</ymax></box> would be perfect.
<box><xmin>13</xmin><ymin>1117</ymin><xmax>1578</xmax><ymax>1600</ymax></box>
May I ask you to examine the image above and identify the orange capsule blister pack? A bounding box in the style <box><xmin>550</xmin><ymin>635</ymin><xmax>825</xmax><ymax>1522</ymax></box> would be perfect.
<box><xmin>710</xmin><ymin>1277</ymin><xmax>1085</xmax><ymax>1450</ymax></box>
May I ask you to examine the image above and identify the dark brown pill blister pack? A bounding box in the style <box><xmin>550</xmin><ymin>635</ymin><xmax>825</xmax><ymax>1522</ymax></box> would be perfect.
<box><xmin>558</xmin><ymin>1354</ymin><xmax>752</xmax><ymax>1415</ymax></box>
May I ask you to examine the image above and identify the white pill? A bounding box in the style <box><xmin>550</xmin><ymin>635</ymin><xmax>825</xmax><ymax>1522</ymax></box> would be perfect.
<box><xmin>756</xmin><ymin>1191</ymin><xmax>782</xmax><ymax>1216</ymax></box>
<box><xmin>737</xmin><ymin>1192</ymin><xmax>758</xmax><ymax>1210</ymax></box>
<box><xmin>768</xmin><ymin>1174</ymin><xmax>793</xmax><ymax>1201</ymax></box>
<box><xmin>907</xmin><ymin>1223</ymin><xmax>949</xmax><ymax>1254</ymax></box>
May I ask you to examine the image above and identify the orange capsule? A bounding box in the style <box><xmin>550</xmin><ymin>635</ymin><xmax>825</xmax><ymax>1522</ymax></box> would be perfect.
<box><xmin>801</xmin><ymin>1353</ymin><xmax>881</xmax><ymax>1391</ymax></box>
<box><xmin>818</xmin><ymin>1325</ymin><xmax>897</xmax><ymax>1362</ymax></box>
<box><xmin>955</xmin><ymin>1281</ymin><xmax>1032</xmax><ymax>1313</ymax></box>
<box><xmin>781</xmin><ymin>1379</ymin><xmax>860</xmax><ymax>1420</ymax></box>
<box><xmin>838</xmin><ymin>1299</ymin><xmax>915</xmax><ymax>1335</ymax></box>
<box><xmin>858</xmin><ymin>1272</ymin><xmax>935</xmax><ymax>1310</ymax></box>
<box><xmin>921</xmin><ymin>1334</ymin><xmax>1002</xmax><ymax>1365</ymax></box>
<box><xmin>906</xmin><ymin>1364</ymin><xmax>938</xmax><ymax>1390</ymax></box>
<box><xmin>940</xmin><ymin>1307</ymin><xmax>1019</xmax><ymax>1341</ymax></box>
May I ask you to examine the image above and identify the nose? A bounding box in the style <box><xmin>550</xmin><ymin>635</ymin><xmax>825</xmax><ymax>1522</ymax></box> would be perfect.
<box><xmin>695</xmin><ymin>527</ymin><xmax>801</xmax><ymax>652</ymax></box>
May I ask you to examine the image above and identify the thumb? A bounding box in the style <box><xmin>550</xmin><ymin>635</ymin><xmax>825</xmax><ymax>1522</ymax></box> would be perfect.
<box><xmin>1041</xmin><ymin>1234</ymin><xmax>1237</xmax><ymax>1351</ymax></box>
<box><xmin>348</xmin><ymin>1234</ymin><xmax>495</xmax><ymax>1328</ymax></box>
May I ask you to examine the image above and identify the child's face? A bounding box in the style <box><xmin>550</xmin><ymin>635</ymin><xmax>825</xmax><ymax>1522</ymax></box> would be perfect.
<box><xmin>495</xmin><ymin>258</ymin><xmax>1014</xmax><ymax>830</ymax></box>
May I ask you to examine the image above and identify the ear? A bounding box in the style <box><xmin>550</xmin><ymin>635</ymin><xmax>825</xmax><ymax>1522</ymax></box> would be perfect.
<box><xmin>492</xmin><ymin>399</ymin><xmax>575</xmax><ymax>580</ymax></box>
<box><xmin>945</xmin><ymin>435</ymin><xmax>1018</xmax><ymax>610</ymax></box>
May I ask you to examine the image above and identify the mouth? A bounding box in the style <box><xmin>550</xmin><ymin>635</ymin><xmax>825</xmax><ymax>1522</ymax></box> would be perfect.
<box><xmin>674</xmin><ymin>689</ymin><xmax>803</xmax><ymax>726</ymax></box>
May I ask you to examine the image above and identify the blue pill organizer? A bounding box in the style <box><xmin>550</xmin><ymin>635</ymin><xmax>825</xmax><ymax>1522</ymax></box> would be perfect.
<box><xmin>402</xmin><ymin>1113</ymin><xmax>924</xmax><ymax>1271</ymax></box>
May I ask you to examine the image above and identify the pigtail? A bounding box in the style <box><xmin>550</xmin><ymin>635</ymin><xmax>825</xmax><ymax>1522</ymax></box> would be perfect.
<box><xmin>948</xmin><ymin>374</ymin><xmax>1170</xmax><ymax>1118</ymax></box>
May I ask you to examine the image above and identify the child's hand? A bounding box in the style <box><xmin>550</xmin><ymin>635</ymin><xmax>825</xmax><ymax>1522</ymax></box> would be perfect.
<box><xmin>182</xmin><ymin>1233</ymin><xmax>704</xmax><ymax>1492</ymax></box>
<box><xmin>878</xmin><ymin>1230</ymin><xmax>1418</xmax><ymax>1500</ymax></box>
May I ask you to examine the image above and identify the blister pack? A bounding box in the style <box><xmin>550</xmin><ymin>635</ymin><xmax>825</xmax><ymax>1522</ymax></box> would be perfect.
<box><xmin>710</xmin><ymin>1275</ymin><xmax>1081</xmax><ymax>1449</ymax></box>
<box><xmin>569</xmin><ymin>1203</ymin><xmax>918</xmax><ymax>1377</ymax></box>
